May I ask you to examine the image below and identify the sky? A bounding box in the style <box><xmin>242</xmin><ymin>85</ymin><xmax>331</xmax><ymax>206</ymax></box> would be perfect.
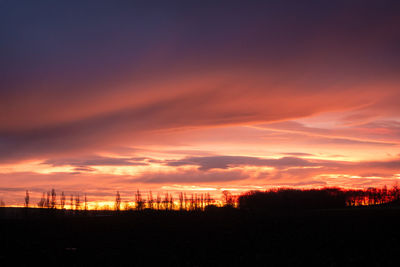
<box><xmin>1</xmin><ymin>0</ymin><xmax>400</xmax><ymax>206</ymax></box>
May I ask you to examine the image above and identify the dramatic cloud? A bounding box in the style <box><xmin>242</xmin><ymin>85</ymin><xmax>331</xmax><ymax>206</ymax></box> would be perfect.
<box><xmin>1</xmin><ymin>0</ymin><xmax>400</xmax><ymax>163</ymax></box>
<box><xmin>1</xmin><ymin>1</ymin><xmax>400</xmax><ymax>204</ymax></box>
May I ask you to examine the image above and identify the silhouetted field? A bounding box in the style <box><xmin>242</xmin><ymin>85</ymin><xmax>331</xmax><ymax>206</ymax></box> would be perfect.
<box><xmin>1</xmin><ymin>206</ymin><xmax>400</xmax><ymax>266</ymax></box>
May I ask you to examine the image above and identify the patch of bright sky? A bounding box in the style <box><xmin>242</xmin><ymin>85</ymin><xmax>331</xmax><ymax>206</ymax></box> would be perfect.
<box><xmin>0</xmin><ymin>160</ymin><xmax>74</xmax><ymax>174</ymax></box>
<box><xmin>295</xmin><ymin>110</ymin><xmax>356</xmax><ymax>129</ymax></box>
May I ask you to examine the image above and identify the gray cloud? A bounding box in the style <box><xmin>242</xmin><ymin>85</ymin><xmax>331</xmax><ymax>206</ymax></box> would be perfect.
<box><xmin>273</xmin><ymin>180</ymin><xmax>328</xmax><ymax>187</ymax></box>
<box><xmin>164</xmin><ymin>155</ymin><xmax>400</xmax><ymax>178</ymax></box>
<box><xmin>166</xmin><ymin>156</ymin><xmax>318</xmax><ymax>170</ymax></box>
<box><xmin>361</xmin><ymin>160</ymin><xmax>400</xmax><ymax>169</ymax></box>
<box><xmin>133</xmin><ymin>170</ymin><xmax>248</xmax><ymax>184</ymax></box>
<box><xmin>322</xmin><ymin>138</ymin><xmax>395</xmax><ymax>146</ymax></box>
<box><xmin>282</xmin><ymin>152</ymin><xmax>314</xmax><ymax>156</ymax></box>
<box><xmin>43</xmin><ymin>156</ymin><xmax>149</xmax><ymax>167</ymax></box>
<box><xmin>72</xmin><ymin>166</ymin><xmax>96</xmax><ymax>172</ymax></box>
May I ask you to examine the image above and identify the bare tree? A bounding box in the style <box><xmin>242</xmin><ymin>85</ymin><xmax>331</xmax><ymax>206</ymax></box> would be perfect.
<box><xmin>199</xmin><ymin>194</ymin><xmax>203</xmax><ymax>209</ymax></box>
<box><xmin>84</xmin><ymin>194</ymin><xmax>88</xmax><ymax>211</ymax></box>
<box><xmin>169</xmin><ymin>194</ymin><xmax>174</xmax><ymax>210</ymax></box>
<box><xmin>51</xmin><ymin>189</ymin><xmax>57</xmax><ymax>209</ymax></box>
<box><xmin>156</xmin><ymin>193</ymin><xmax>161</xmax><ymax>210</ymax></box>
<box><xmin>38</xmin><ymin>192</ymin><xmax>46</xmax><ymax>208</ymax></box>
<box><xmin>194</xmin><ymin>194</ymin><xmax>199</xmax><ymax>210</ymax></box>
<box><xmin>381</xmin><ymin>185</ymin><xmax>388</xmax><ymax>204</ymax></box>
<box><xmin>135</xmin><ymin>189</ymin><xmax>145</xmax><ymax>211</ymax></box>
<box><xmin>163</xmin><ymin>193</ymin><xmax>170</xmax><ymax>210</ymax></box>
<box><xmin>178</xmin><ymin>192</ymin><xmax>184</xmax><ymax>211</ymax></box>
<box><xmin>75</xmin><ymin>194</ymin><xmax>81</xmax><ymax>210</ymax></box>
<box><xmin>222</xmin><ymin>190</ymin><xmax>234</xmax><ymax>207</ymax></box>
<box><xmin>70</xmin><ymin>194</ymin><xmax>74</xmax><ymax>210</ymax></box>
<box><xmin>190</xmin><ymin>194</ymin><xmax>195</xmax><ymax>211</ymax></box>
<box><xmin>46</xmin><ymin>191</ymin><xmax>50</xmax><ymax>208</ymax></box>
<box><xmin>60</xmin><ymin>192</ymin><xmax>66</xmax><ymax>209</ymax></box>
<box><xmin>184</xmin><ymin>193</ymin><xmax>189</xmax><ymax>211</ymax></box>
<box><xmin>24</xmin><ymin>190</ymin><xmax>30</xmax><ymax>208</ymax></box>
<box><xmin>205</xmin><ymin>192</ymin><xmax>213</xmax><ymax>207</ymax></box>
<box><xmin>391</xmin><ymin>183</ymin><xmax>400</xmax><ymax>201</ymax></box>
<box><xmin>147</xmin><ymin>191</ymin><xmax>154</xmax><ymax>209</ymax></box>
<box><xmin>115</xmin><ymin>191</ymin><xmax>121</xmax><ymax>211</ymax></box>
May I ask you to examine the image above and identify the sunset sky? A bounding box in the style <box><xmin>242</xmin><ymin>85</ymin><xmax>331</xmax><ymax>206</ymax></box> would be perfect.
<box><xmin>1</xmin><ymin>0</ymin><xmax>400</xmax><ymax>206</ymax></box>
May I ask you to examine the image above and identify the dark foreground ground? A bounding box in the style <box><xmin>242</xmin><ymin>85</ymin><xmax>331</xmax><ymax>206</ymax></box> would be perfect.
<box><xmin>1</xmin><ymin>207</ymin><xmax>400</xmax><ymax>266</ymax></box>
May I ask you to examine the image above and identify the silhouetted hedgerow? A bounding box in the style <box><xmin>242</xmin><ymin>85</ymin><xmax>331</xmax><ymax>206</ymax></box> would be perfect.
<box><xmin>238</xmin><ymin>185</ymin><xmax>400</xmax><ymax>212</ymax></box>
<box><xmin>13</xmin><ymin>185</ymin><xmax>400</xmax><ymax>215</ymax></box>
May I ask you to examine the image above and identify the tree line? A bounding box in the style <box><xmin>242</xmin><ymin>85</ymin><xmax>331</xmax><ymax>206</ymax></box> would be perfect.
<box><xmin>18</xmin><ymin>184</ymin><xmax>400</xmax><ymax>212</ymax></box>
<box><xmin>238</xmin><ymin>185</ymin><xmax>400</xmax><ymax>211</ymax></box>
<box><xmin>118</xmin><ymin>190</ymin><xmax>218</xmax><ymax>211</ymax></box>
<box><xmin>22</xmin><ymin>189</ymin><xmax>220</xmax><ymax>211</ymax></box>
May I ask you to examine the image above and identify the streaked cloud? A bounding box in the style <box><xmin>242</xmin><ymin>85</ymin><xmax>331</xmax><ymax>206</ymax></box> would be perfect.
<box><xmin>0</xmin><ymin>0</ymin><xmax>399</xmax><ymax>204</ymax></box>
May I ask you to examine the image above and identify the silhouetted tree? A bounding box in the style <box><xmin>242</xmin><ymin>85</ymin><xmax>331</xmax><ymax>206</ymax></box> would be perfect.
<box><xmin>163</xmin><ymin>193</ymin><xmax>169</xmax><ymax>210</ymax></box>
<box><xmin>70</xmin><ymin>194</ymin><xmax>74</xmax><ymax>210</ymax></box>
<box><xmin>46</xmin><ymin>191</ymin><xmax>50</xmax><ymax>208</ymax></box>
<box><xmin>84</xmin><ymin>194</ymin><xmax>88</xmax><ymax>211</ymax></box>
<box><xmin>367</xmin><ymin>187</ymin><xmax>376</xmax><ymax>205</ymax></box>
<box><xmin>184</xmin><ymin>193</ymin><xmax>189</xmax><ymax>211</ymax></box>
<box><xmin>135</xmin><ymin>189</ymin><xmax>145</xmax><ymax>210</ymax></box>
<box><xmin>222</xmin><ymin>190</ymin><xmax>234</xmax><ymax>207</ymax></box>
<box><xmin>75</xmin><ymin>194</ymin><xmax>81</xmax><ymax>210</ymax></box>
<box><xmin>190</xmin><ymin>194</ymin><xmax>195</xmax><ymax>211</ymax></box>
<box><xmin>147</xmin><ymin>191</ymin><xmax>154</xmax><ymax>209</ymax></box>
<box><xmin>169</xmin><ymin>194</ymin><xmax>174</xmax><ymax>210</ymax></box>
<box><xmin>156</xmin><ymin>193</ymin><xmax>161</xmax><ymax>210</ymax></box>
<box><xmin>391</xmin><ymin>183</ymin><xmax>400</xmax><ymax>202</ymax></box>
<box><xmin>200</xmin><ymin>194</ymin><xmax>204</xmax><ymax>210</ymax></box>
<box><xmin>194</xmin><ymin>194</ymin><xmax>199</xmax><ymax>210</ymax></box>
<box><xmin>24</xmin><ymin>190</ymin><xmax>30</xmax><ymax>208</ymax></box>
<box><xmin>38</xmin><ymin>192</ymin><xmax>46</xmax><ymax>208</ymax></box>
<box><xmin>178</xmin><ymin>192</ymin><xmax>184</xmax><ymax>211</ymax></box>
<box><xmin>381</xmin><ymin>185</ymin><xmax>388</xmax><ymax>204</ymax></box>
<box><xmin>51</xmin><ymin>189</ymin><xmax>57</xmax><ymax>209</ymax></box>
<box><xmin>115</xmin><ymin>191</ymin><xmax>121</xmax><ymax>211</ymax></box>
<box><xmin>238</xmin><ymin>188</ymin><xmax>348</xmax><ymax>211</ymax></box>
<box><xmin>205</xmin><ymin>192</ymin><xmax>213</xmax><ymax>207</ymax></box>
<box><xmin>60</xmin><ymin>191</ymin><xmax>66</xmax><ymax>209</ymax></box>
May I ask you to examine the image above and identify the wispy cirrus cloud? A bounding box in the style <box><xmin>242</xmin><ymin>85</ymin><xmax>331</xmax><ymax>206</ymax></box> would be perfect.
<box><xmin>1</xmin><ymin>1</ymin><xmax>400</xmax><ymax>164</ymax></box>
<box><xmin>255</xmin><ymin>121</ymin><xmax>400</xmax><ymax>146</ymax></box>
